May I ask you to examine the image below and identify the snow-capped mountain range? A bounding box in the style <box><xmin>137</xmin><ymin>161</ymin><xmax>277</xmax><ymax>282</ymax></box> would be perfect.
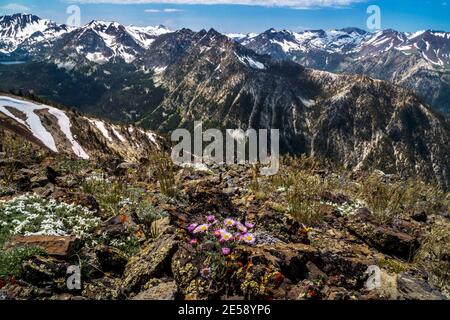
<box><xmin>238</xmin><ymin>27</ymin><xmax>450</xmax><ymax>69</ymax></box>
<box><xmin>0</xmin><ymin>13</ymin><xmax>171</xmax><ymax>62</ymax></box>
<box><xmin>233</xmin><ymin>27</ymin><xmax>450</xmax><ymax>115</ymax></box>
<box><xmin>0</xmin><ymin>13</ymin><xmax>72</xmax><ymax>53</ymax></box>
<box><xmin>2</xmin><ymin>13</ymin><xmax>450</xmax><ymax>69</ymax></box>
<box><xmin>1</xmin><ymin>13</ymin><xmax>450</xmax><ymax>115</ymax></box>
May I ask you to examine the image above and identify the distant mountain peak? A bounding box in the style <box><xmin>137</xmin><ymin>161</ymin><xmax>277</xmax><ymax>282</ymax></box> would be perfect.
<box><xmin>0</xmin><ymin>13</ymin><xmax>58</xmax><ymax>53</ymax></box>
<box><xmin>339</xmin><ymin>27</ymin><xmax>367</xmax><ymax>35</ymax></box>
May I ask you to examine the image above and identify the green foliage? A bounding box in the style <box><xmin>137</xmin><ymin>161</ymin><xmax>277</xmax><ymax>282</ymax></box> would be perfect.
<box><xmin>269</xmin><ymin>156</ymin><xmax>325</xmax><ymax>226</ymax></box>
<box><xmin>0</xmin><ymin>246</ymin><xmax>45</xmax><ymax>277</ymax></box>
<box><xmin>81</xmin><ymin>174</ymin><xmax>131</xmax><ymax>217</ymax></box>
<box><xmin>57</xmin><ymin>158</ymin><xmax>91</xmax><ymax>175</ymax></box>
<box><xmin>0</xmin><ymin>130</ymin><xmax>35</xmax><ymax>185</ymax></box>
<box><xmin>135</xmin><ymin>199</ymin><xmax>168</xmax><ymax>228</ymax></box>
<box><xmin>378</xmin><ymin>258</ymin><xmax>407</xmax><ymax>274</ymax></box>
<box><xmin>107</xmin><ymin>233</ymin><xmax>141</xmax><ymax>257</ymax></box>
<box><xmin>268</xmin><ymin>156</ymin><xmax>449</xmax><ymax>227</ymax></box>
<box><xmin>357</xmin><ymin>173</ymin><xmax>406</xmax><ymax>224</ymax></box>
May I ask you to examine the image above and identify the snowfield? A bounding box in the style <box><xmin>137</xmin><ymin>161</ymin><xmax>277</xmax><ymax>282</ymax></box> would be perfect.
<box><xmin>0</xmin><ymin>95</ymin><xmax>89</xmax><ymax>159</ymax></box>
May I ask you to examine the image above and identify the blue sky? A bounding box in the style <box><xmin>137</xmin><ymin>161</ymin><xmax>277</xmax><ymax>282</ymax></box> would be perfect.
<box><xmin>0</xmin><ymin>0</ymin><xmax>449</xmax><ymax>33</ymax></box>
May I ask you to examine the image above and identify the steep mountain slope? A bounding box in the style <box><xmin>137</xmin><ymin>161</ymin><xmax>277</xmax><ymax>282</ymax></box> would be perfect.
<box><xmin>239</xmin><ymin>28</ymin><xmax>450</xmax><ymax>114</ymax></box>
<box><xmin>0</xmin><ymin>14</ymin><xmax>449</xmax><ymax>188</ymax></box>
<box><xmin>138</xmin><ymin>29</ymin><xmax>450</xmax><ymax>189</ymax></box>
<box><xmin>0</xmin><ymin>61</ymin><xmax>165</xmax><ymax>121</ymax></box>
<box><xmin>0</xmin><ymin>94</ymin><xmax>162</xmax><ymax>161</ymax></box>
<box><xmin>339</xmin><ymin>30</ymin><xmax>450</xmax><ymax>115</ymax></box>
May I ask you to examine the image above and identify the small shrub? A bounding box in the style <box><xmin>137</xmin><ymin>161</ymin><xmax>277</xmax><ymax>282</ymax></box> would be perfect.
<box><xmin>135</xmin><ymin>199</ymin><xmax>168</xmax><ymax>234</ymax></box>
<box><xmin>81</xmin><ymin>174</ymin><xmax>131</xmax><ymax>217</ymax></box>
<box><xmin>286</xmin><ymin>172</ymin><xmax>324</xmax><ymax>226</ymax></box>
<box><xmin>0</xmin><ymin>133</ymin><xmax>27</xmax><ymax>185</ymax></box>
<box><xmin>357</xmin><ymin>174</ymin><xmax>449</xmax><ymax>224</ymax></box>
<box><xmin>107</xmin><ymin>233</ymin><xmax>141</xmax><ymax>257</ymax></box>
<box><xmin>148</xmin><ymin>151</ymin><xmax>177</xmax><ymax>198</ymax></box>
<box><xmin>58</xmin><ymin>158</ymin><xmax>91</xmax><ymax>175</ymax></box>
<box><xmin>401</xmin><ymin>179</ymin><xmax>449</xmax><ymax>217</ymax></box>
<box><xmin>249</xmin><ymin>165</ymin><xmax>261</xmax><ymax>193</ymax></box>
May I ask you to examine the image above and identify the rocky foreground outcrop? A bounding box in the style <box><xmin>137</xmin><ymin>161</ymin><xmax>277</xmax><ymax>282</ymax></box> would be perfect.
<box><xmin>0</xmin><ymin>154</ymin><xmax>448</xmax><ymax>301</ymax></box>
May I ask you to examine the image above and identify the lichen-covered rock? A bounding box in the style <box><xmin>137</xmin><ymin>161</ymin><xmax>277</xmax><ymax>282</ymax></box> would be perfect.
<box><xmin>0</xmin><ymin>281</ymin><xmax>53</xmax><ymax>300</ymax></box>
<box><xmin>345</xmin><ymin>208</ymin><xmax>420</xmax><ymax>260</ymax></box>
<box><xmin>313</xmin><ymin>251</ymin><xmax>372</xmax><ymax>290</ymax></box>
<box><xmin>171</xmin><ymin>243</ymin><xmax>200</xmax><ymax>291</ymax></box>
<box><xmin>397</xmin><ymin>273</ymin><xmax>447</xmax><ymax>300</ymax></box>
<box><xmin>82</xmin><ymin>277</ymin><xmax>122</xmax><ymax>300</ymax></box>
<box><xmin>286</xmin><ymin>280</ymin><xmax>323</xmax><ymax>300</ymax></box>
<box><xmin>171</xmin><ymin>243</ymin><xmax>217</xmax><ymax>300</ymax></box>
<box><xmin>229</xmin><ymin>243</ymin><xmax>317</xmax><ymax>299</ymax></box>
<box><xmin>121</xmin><ymin>233</ymin><xmax>179</xmax><ymax>294</ymax></box>
<box><xmin>132</xmin><ymin>278</ymin><xmax>178</xmax><ymax>300</ymax></box>
<box><xmin>22</xmin><ymin>256</ymin><xmax>69</xmax><ymax>287</ymax></box>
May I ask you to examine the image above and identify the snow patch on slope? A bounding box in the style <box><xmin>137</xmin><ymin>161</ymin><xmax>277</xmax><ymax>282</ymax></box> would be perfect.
<box><xmin>46</xmin><ymin>108</ymin><xmax>90</xmax><ymax>159</ymax></box>
<box><xmin>0</xmin><ymin>95</ymin><xmax>91</xmax><ymax>159</ymax></box>
<box><xmin>112</xmin><ymin>126</ymin><xmax>126</xmax><ymax>143</ymax></box>
<box><xmin>235</xmin><ymin>53</ymin><xmax>266</xmax><ymax>70</ymax></box>
<box><xmin>89</xmin><ymin>119</ymin><xmax>113</xmax><ymax>142</ymax></box>
<box><xmin>0</xmin><ymin>96</ymin><xmax>58</xmax><ymax>152</ymax></box>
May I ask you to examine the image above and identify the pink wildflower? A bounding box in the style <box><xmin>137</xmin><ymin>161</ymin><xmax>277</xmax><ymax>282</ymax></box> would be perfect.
<box><xmin>224</xmin><ymin>218</ymin><xmax>236</xmax><ymax>227</ymax></box>
<box><xmin>193</xmin><ymin>224</ymin><xmax>209</xmax><ymax>234</ymax></box>
<box><xmin>242</xmin><ymin>233</ymin><xmax>256</xmax><ymax>244</ymax></box>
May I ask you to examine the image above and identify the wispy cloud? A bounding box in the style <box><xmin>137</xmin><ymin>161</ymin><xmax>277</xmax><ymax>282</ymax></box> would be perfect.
<box><xmin>0</xmin><ymin>3</ymin><xmax>30</xmax><ymax>12</ymax></box>
<box><xmin>145</xmin><ymin>8</ymin><xmax>184</xmax><ymax>12</ymax></box>
<box><xmin>68</xmin><ymin>0</ymin><xmax>366</xmax><ymax>9</ymax></box>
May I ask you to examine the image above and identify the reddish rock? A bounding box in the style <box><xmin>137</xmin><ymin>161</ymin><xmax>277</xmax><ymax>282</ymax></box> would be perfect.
<box><xmin>5</xmin><ymin>235</ymin><xmax>82</xmax><ymax>257</ymax></box>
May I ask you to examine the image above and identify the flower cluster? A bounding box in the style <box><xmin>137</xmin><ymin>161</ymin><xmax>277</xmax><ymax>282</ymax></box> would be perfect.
<box><xmin>187</xmin><ymin>215</ymin><xmax>256</xmax><ymax>257</ymax></box>
<box><xmin>0</xmin><ymin>194</ymin><xmax>100</xmax><ymax>241</ymax></box>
